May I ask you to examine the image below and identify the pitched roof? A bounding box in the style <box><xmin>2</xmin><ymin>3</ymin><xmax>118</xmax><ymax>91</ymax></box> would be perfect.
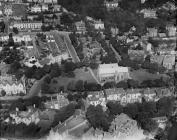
<box><xmin>98</xmin><ymin>63</ymin><xmax>129</xmax><ymax>75</ymax></box>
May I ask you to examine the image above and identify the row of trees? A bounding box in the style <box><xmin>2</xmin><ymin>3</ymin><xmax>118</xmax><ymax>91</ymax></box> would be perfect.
<box><xmin>103</xmin><ymin>78</ymin><xmax>173</xmax><ymax>89</ymax></box>
<box><xmin>0</xmin><ymin>123</ymin><xmax>41</xmax><ymax>138</ymax></box>
<box><xmin>66</xmin><ymin>77</ymin><xmax>172</xmax><ymax>94</ymax></box>
<box><xmin>67</xmin><ymin>80</ymin><xmax>101</xmax><ymax>92</ymax></box>
<box><xmin>9</xmin><ymin>96</ymin><xmax>46</xmax><ymax>111</ymax></box>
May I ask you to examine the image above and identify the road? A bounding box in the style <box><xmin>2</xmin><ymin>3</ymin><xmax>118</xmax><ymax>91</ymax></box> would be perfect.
<box><xmin>109</xmin><ymin>43</ymin><xmax>121</xmax><ymax>62</ymax></box>
<box><xmin>51</xmin><ymin>30</ymin><xmax>80</xmax><ymax>63</ymax></box>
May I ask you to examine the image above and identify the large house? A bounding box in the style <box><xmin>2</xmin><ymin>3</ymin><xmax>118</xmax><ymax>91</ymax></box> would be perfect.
<box><xmin>97</xmin><ymin>63</ymin><xmax>130</xmax><ymax>83</ymax></box>
<box><xmin>9</xmin><ymin>107</ymin><xmax>40</xmax><ymax>125</ymax></box>
<box><xmin>4</xmin><ymin>4</ymin><xmax>13</xmax><ymax>16</ymax></box>
<box><xmin>0</xmin><ymin>75</ymin><xmax>26</xmax><ymax>96</ymax></box>
<box><xmin>44</xmin><ymin>94</ymin><xmax>69</xmax><ymax>110</ymax></box>
<box><xmin>10</xmin><ymin>21</ymin><xmax>43</xmax><ymax>31</ymax></box>
<box><xmin>30</xmin><ymin>4</ymin><xmax>48</xmax><ymax>13</ymax></box>
<box><xmin>147</xmin><ymin>28</ymin><xmax>158</xmax><ymax>37</ymax></box>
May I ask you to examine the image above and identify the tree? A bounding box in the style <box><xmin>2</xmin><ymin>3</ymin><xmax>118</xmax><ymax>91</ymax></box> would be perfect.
<box><xmin>13</xmin><ymin>27</ymin><xmax>19</xmax><ymax>34</ymax></box>
<box><xmin>168</xmin><ymin>123</ymin><xmax>177</xmax><ymax>140</ymax></box>
<box><xmin>8</xmin><ymin>61</ymin><xmax>21</xmax><ymax>74</ymax></box>
<box><xmin>0</xmin><ymin>21</ymin><xmax>5</xmax><ymax>32</ymax></box>
<box><xmin>24</xmin><ymin>66</ymin><xmax>37</xmax><ymax>79</ymax></box>
<box><xmin>157</xmin><ymin>97</ymin><xmax>175</xmax><ymax>116</ymax></box>
<box><xmin>141</xmin><ymin>101</ymin><xmax>157</xmax><ymax>116</ymax></box>
<box><xmin>119</xmin><ymin>0</ymin><xmax>141</xmax><ymax>12</ymax></box>
<box><xmin>127</xmin><ymin>79</ymin><xmax>139</xmax><ymax>88</ymax></box>
<box><xmin>41</xmin><ymin>81</ymin><xmax>50</xmax><ymax>94</ymax></box>
<box><xmin>75</xmin><ymin>80</ymin><xmax>84</xmax><ymax>91</ymax></box>
<box><xmin>123</xmin><ymin>103</ymin><xmax>139</xmax><ymax>119</ymax></box>
<box><xmin>9</xmin><ymin>98</ymin><xmax>26</xmax><ymax>111</ymax></box>
<box><xmin>67</xmin><ymin>80</ymin><xmax>76</xmax><ymax>91</ymax></box>
<box><xmin>0</xmin><ymin>102</ymin><xmax>2</xmax><ymax>109</ymax></box>
<box><xmin>60</xmin><ymin>13</ymin><xmax>73</xmax><ymax>25</ymax></box>
<box><xmin>89</xmin><ymin>62</ymin><xmax>99</xmax><ymax>69</ymax></box>
<box><xmin>86</xmin><ymin>105</ymin><xmax>110</xmax><ymax>131</ymax></box>
<box><xmin>103</xmin><ymin>81</ymin><xmax>116</xmax><ymax>89</ymax></box>
<box><xmin>106</xmin><ymin>101</ymin><xmax>123</xmax><ymax>116</ymax></box>
<box><xmin>140</xmin><ymin>118</ymin><xmax>158</xmax><ymax>132</ymax></box>
<box><xmin>49</xmin><ymin>63</ymin><xmax>61</xmax><ymax>78</ymax></box>
<box><xmin>44</xmin><ymin>76</ymin><xmax>51</xmax><ymax>84</ymax></box>
<box><xmin>116</xmin><ymin>81</ymin><xmax>128</xmax><ymax>89</ymax></box>
<box><xmin>84</xmin><ymin>82</ymin><xmax>101</xmax><ymax>91</ymax></box>
<box><xmin>8</xmin><ymin>33</ymin><xmax>15</xmax><ymax>46</ymax></box>
<box><xmin>52</xmin><ymin>103</ymin><xmax>76</xmax><ymax>127</ymax></box>
<box><xmin>1</xmin><ymin>90</ymin><xmax>6</xmax><ymax>96</ymax></box>
<box><xmin>64</xmin><ymin>61</ymin><xmax>76</xmax><ymax>73</ymax></box>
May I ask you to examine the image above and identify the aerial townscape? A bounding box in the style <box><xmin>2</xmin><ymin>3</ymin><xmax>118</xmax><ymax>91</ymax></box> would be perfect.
<box><xmin>0</xmin><ymin>0</ymin><xmax>176</xmax><ymax>140</ymax></box>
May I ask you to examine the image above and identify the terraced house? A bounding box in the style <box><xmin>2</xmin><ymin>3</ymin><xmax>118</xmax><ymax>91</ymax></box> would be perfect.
<box><xmin>10</xmin><ymin>21</ymin><xmax>43</xmax><ymax>31</ymax></box>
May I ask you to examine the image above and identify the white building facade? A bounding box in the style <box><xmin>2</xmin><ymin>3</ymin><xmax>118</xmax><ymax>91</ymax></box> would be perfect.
<box><xmin>97</xmin><ymin>63</ymin><xmax>130</xmax><ymax>83</ymax></box>
<box><xmin>10</xmin><ymin>22</ymin><xmax>43</xmax><ymax>31</ymax></box>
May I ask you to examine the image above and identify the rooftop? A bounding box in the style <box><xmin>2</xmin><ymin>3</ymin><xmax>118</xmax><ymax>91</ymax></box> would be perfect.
<box><xmin>98</xmin><ymin>63</ymin><xmax>129</xmax><ymax>75</ymax></box>
<box><xmin>163</xmin><ymin>55</ymin><xmax>175</xmax><ymax>64</ymax></box>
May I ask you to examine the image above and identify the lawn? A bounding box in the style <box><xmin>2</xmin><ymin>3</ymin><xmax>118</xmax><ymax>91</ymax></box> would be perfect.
<box><xmin>130</xmin><ymin>69</ymin><xmax>169</xmax><ymax>82</ymax></box>
<box><xmin>50</xmin><ymin>68</ymin><xmax>97</xmax><ymax>91</ymax></box>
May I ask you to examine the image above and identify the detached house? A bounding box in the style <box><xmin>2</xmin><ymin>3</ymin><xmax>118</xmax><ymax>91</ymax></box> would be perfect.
<box><xmin>140</xmin><ymin>9</ymin><xmax>157</xmax><ymax>18</ymax></box>
<box><xmin>30</xmin><ymin>4</ymin><xmax>48</xmax><ymax>13</ymax></box>
<box><xmin>97</xmin><ymin>63</ymin><xmax>130</xmax><ymax>83</ymax></box>
<box><xmin>128</xmin><ymin>50</ymin><xmax>146</xmax><ymax>61</ymax></box>
<box><xmin>4</xmin><ymin>4</ymin><xmax>13</xmax><ymax>16</ymax></box>
<box><xmin>9</xmin><ymin>107</ymin><xmax>40</xmax><ymax>125</ymax></box>
<box><xmin>74</xmin><ymin>21</ymin><xmax>86</xmax><ymax>34</ymax></box>
<box><xmin>147</xmin><ymin>28</ymin><xmax>158</xmax><ymax>37</ymax></box>
<box><xmin>166</xmin><ymin>25</ymin><xmax>176</xmax><ymax>37</ymax></box>
<box><xmin>93</xmin><ymin>19</ymin><xmax>105</xmax><ymax>30</ymax></box>
<box><xmin>162</xmin><ymin>55</ymin><xmax>175</xmax><ymax>70</ymax></box>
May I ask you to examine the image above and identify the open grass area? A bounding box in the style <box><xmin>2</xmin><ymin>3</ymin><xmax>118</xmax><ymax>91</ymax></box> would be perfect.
<box><xmin>130</xmin><ymin>69</ymin><xmax>169</xmax><ymax>82</ymax></box>
<box><xmin>50</xmin><ymin>68</ymin><xmax>97</xmax><ymax>91</ymax></box>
